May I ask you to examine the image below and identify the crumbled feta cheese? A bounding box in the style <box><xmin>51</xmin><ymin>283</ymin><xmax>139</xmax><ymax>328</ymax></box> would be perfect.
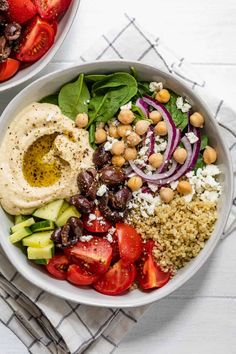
<box><xmin>120</xmin><ymin>101</ymin><xmax>132</xmax><ymax>110</ymax></box>
<box><xmin>176</xmin><ymin>96</ymin><xmax>191</xmax><ymax>113</ymax></box>
<box><xmin>170</xmin><ymin>180</ymin><xmax>179</xmax><ymax>190</ymax></box>
<box><xmin>105</xmin><ymin>234</ymin><xmax>113</xmax><ymax>243</ymax></box>
<box><xmin>200</xmin><ymin>190</ymin><xmax>219</xmax><ymax>203</ymax></box>
<box><xmin>149</xmin><ymin>81</ymin><xmax>163</xmax><ymax>92</ymax></box>
<box><xmin>139</xmin><ymin>146</ymin><xmax>149</xmax><ymax>157</ymax></box>
<box><xmin>186</xmin><ymin>132</ymin><xmax>199</xmax><ymax>144</ymax></box>
<box><xmin>128</xmin><ymin>190</ymin><xmax>161</xmax><ymax>218</ymax></box>
<box><xmin>104</xmin><ymin>136</ymin><xmax>118</xmax><ymax>151</ymax></box>
<box><xmin>148</xmin><ymin>183</ymin><xmax>159</xmax><ymax>193</ymax></box>
<box><xmin>108</xmin><ymin>227</ymin><xmax>116</xmax><ymax>235</ymax></box>
<box><xmin>80</xmin><ymin>235</ymin><xmax>93</xmax><ymax>242</ymax></box>
<box><xmin>88</xmin><ymin>214</ymin><xmax>96</xmax><ymax>221</ymax></box>
<box><xmin>182</xmin><ymin>103</ymin><xmax>192</xmax><ymax>113</ymax></box>
<box><xmin>96</xmin><ymin>184</ymin><xmax>107</xmax><ymax>197</ymax></box>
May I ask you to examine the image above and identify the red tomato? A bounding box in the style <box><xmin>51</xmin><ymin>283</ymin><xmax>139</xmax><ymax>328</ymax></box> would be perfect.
<box><xmin>0</xmin><ymin>59</ymin><xmax>20</xmax><ymax>82</ymax></box>
<box><xmin>35</xmin><ymin>0</ymin><xmax>72</xmax><ymax>20</ymax></box>
<box><xmin>102</xmin><ymin>232</ymin><xmax>120</xmax><ymax>264</ymax></box>
<box><xmin>83</xmin><ymin>209</ymin><xmax>112</xmax><ymax>233</ymax></box>
<box><xmin>116</xmin><ymin>223</ymin><xmax>142</xmax><ymax>263</ymax></box>
<box><xmin>46</xmin><ymin>254</ymin><xmax>70</xmax><ymax>280</ymax></box>
<box><xmin>93</xmin><ymin>259</ymin><xmax>137</xmax><ymax>296</ymax></box>
<box><xmin>67</xmin><ymin>264</ymin><xmax>99</xmax><ymax>286</ymax></box>
<box><xmin>7</xmin><ymin>0</ymin><xmax>37</xmax><ymax>24</ymax></box>
<box><xmin>143</xmin><ymin>239</ymin><xmax>155</xmax><ymax>254</ymax></box>
<box><xmin>66</xmin><ymin>237</ymin><xmax>113</xmax><ymax>274</ymax></box>
<box><xmin>16</xmin><ymin>16</ymin><xmax>55</xmax><ymax>63</ymax></box>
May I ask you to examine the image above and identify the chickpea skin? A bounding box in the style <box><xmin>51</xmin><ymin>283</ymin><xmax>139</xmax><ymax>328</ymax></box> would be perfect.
<box><xmin>135</xmin><ymin>120</ymin><xmax>150</xmax><ymax>135</ymax></box>
<box><xmin>75</xmin><ymin>113</ymin><xmax>88</xmax><ymax>128</ymax></box>
<box><xmin>160</xmin><ymin>187</ymin><xmax>174</xmax><ymax>203</ymax></box>
<box><xmin>173</xmin><ymin>148</ymin><xmax>187</xmax><ymax>165</ymax></box>
<box><xmin>126</xmin><ymin>132</ymin><xmax>142</xmax><ymax>147</ymax></box>
<box><xmin>203</xmin><ymin>146</ymin><xmax>217</xmax><ymax>164</ymax></box>
<box><xmin>154</xmin><ymin>121</ymin><xmax>167</xmax><ymax>136</ymax></box>
<box><xmin>127</xmin><ymin>176</ymin><xmax>143</xmax><ymax>192</ymax></box>
<box><xmin>149</xmin><ymin>153</ymin><xmax>163</xmax><ymax>168</ymax></box>
<box><xmin>111</xmin><ymin>140</ymin><xmax>125</xmax><ymax>155</ymax></box>
<box><xmin>149</xmin><ymin>110</ymin><xmax>162</xmax><ymax>124</ymax></box>
<box><xmin>155</xmin><ymin>89</ymin><xmax>171</xmax><ymax>103</ymax></box>
<box><xmin>177</xmin><ymin>181</ymin><xmax>192</xmax><ymax>195</ymax></box>
<box><xmin>124</xmin><ymin>147</ymin><xmax>137</xmax><ymax>161</ymax></box>
<box><xmin>112</xmin><ymin>155</ymin><xmax>126</xmax><ymax>167</ymax></box>
<box><xmin>95</xmin><ymin>128</ymin><xmax>107</xmax><ymax>144</ymax></box>
<box><xmin>108</xmin><ymin>125</ymin><xmax>119</xmax><ymax>138</ymax></box>
<box><xmin>118</xmin><ymin>109</ymin><xmax>135</xmax><ymax>124</ymax></box>
<box><xmin>190</xmin><ymin>112</ymin><xmax>205</xmax><ymax>128</ymax></box>
<box><xmin>117</xmin><ymin>124</ymin><xmax>133</xmax><ymax>138</ymax></box>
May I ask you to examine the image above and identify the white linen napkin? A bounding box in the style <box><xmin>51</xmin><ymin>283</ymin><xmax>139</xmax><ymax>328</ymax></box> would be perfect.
<box><xmin>0</xmin><ymin>13</ymin><xmax>235</xmax><ymax>354</ymax></box>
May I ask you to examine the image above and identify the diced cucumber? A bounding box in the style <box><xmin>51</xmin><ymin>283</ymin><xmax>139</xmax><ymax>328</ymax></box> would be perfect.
<box><xmin>22</xmin><ymin>231</ymin><xmax>53</xmax><ymax>248</ymax></box>
<box><xmin>31</xmin><ymin>220</ymin><xmax>54</xmax><ymax>232</ymax></box>
<box><xmin>33</xmin><ymin>199</ymin><xmax>64</xmax><ymax>221</ymax></box>
<box><xmin>34</xmin><ymin>259</ymin><xmax>49</xmax><ymax>265</ymax></box>
<box><xmin>14</xmin><ymin>215</ymin><xmax>30</xmax><ymax>225</ymax></box>
<box><xmin>55</xmin><ymin>205</ymin><xmax>81</xmax><ymax>227</ymax></box>
<box><xmin>11</xmin><ymin>217</ymin><xmax>35</xmax><ymax>234</ymax></box>
<box><xmin>27</xmin><ymin>244</ymin><xmax>54</xmax><ymax>260</ymax></box>
<box><xmin>9</xmin><ymin>227</ymin><xmax>32</xmax><ymax>244</ymax></box>
<box><xmin>59</xmin><ymin>200</ymin><xmax>70</xmax><ymax>216</ymax></box>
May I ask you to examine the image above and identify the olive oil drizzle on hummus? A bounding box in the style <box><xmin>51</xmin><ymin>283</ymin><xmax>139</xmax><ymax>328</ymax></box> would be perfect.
<box><xmin>23</xmin><ymin>133</ymin><xmax>62</xmax><ymax>187</ymax></box>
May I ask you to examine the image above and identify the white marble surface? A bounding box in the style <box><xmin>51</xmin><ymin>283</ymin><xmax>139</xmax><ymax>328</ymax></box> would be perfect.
<box><xmin>1</xmin><ymin>0</ymin><xmax>236</xmax><ymax>353</ymax></box>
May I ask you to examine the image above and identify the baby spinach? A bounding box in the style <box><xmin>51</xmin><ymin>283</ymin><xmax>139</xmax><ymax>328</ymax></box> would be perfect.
<box><xmin>85</xmin><ymin>74</ymin><xmax>108</xmax><ymax>82</ymax></box>
<box><xmin>58</xmin><ymin>74</ymin><xmax>90</xmax><ymax>120</ymax></box>
<box><xmin>165</xmin><ymin>92</ymin><xmax>188</xmax><ymax>130</ymax></box>
<box><xmin>194</xmin><ymin>154</ymin><xmax>205</xmax><ymax>171</ymax></box>
<box><xmin>200</xmin><ymin>134</ymin><xmax>208</xmax><ymax>150</ymax></box>
<box><xmin>40</xmin><ymin>93</ymin><xmax>59</xmax><ymax>105</ymax></box>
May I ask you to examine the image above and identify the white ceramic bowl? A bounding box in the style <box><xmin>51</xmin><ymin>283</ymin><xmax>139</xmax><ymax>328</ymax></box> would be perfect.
<box><xmin>0</xmin><ymin>0</ymin><xmax>80</xmax><ymax>92</ymax></box>
<box><xmin>0</xmin><ymin>60</ymin><xmax>233</xmax><ymax>308</ymax></box>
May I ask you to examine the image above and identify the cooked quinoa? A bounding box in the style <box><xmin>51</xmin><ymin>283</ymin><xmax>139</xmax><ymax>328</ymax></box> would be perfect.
<box><xmin>128</xmin><ymin>197</ymin><xmax>217</xmax><ymax>273</ymax></box>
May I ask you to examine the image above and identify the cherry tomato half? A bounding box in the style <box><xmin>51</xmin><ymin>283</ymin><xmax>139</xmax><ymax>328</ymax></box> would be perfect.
<box><xmin>46</xmin><ymin>254</ymin><xmax>70</xmax><ymax>280</ymax></box>
<box><xmin>7</xmin><ymin>0</ymin><xmax>37</xmax><ymax>24</ymax></box>
<box><xmin>0</xmin><ymin>59</ymin><xmax>20</xmax><ymax>82</ymax></box>
<box><xmin>67</xmin><ymin>264</ymin><xmax>99</xmax><ymax>286</ymax></box>
<box><xmin>35</xmin><ymin>0</ymin><xmax>72</xmax><ymax>20</ymax></box>
<box><xmin>16</xmin><ymin>16</ymin><xmax>55</xmax><ymax>63</ymax></box>
<box><xmin>93</xmin><ymin>259</ymin><xmax>137</xmax><ymax>296</ymax></box>
<box><xmin>83</xmin><ymin>209</ymin><xmax>111</xmax><ymax>233</ymax></box>
<box><xmin>116</xmin><ymin>223</ymin><xmax>142</xmax><ymax>263</ymax></box>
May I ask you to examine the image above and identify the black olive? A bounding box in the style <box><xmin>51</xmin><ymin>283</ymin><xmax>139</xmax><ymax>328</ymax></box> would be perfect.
<box><xmin>77</xmin><ymin>168</ymin><xmax>98</xmax><ymax>200</ymax></box>
<box><xmin>67</xmin><ymin>217</ymin><xmax>83</xmax><ymax>239</ymax></box>
<box><xmin>93</xmin><ymin>144</ymin><xmax>112</xmax><ymax>170</ymax></box>
<box><xmin>69</xmin><ymin>194</ymin><xmax>94</xmax><ymax>214</ymax></box>
<box><xmin>108</xmin><ymin>187</ymin><xmax>132</xmax><ymax>211</ymax></box>
<box><xmin>100</xmin><ymin>166</ymin><xmax>126</xmax><ymax>187</ymax></box>
<box><xmin>99</xmin><ymin>194</ymin><xmax>125</xmax><ymax>223</ymax></box>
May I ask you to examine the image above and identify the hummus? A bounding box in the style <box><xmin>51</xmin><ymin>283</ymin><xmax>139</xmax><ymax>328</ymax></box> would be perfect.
<box><xmin>0</xmin><ymin>103</ymin><xmax>94</xmax><ymax>215</ymax></box>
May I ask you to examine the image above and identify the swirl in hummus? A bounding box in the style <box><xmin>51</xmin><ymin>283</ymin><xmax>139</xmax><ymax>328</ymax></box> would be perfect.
<box><xmin>0</xmin><ymin>103</ymin><xmax>93</xmax><ymax>215</ymax></box>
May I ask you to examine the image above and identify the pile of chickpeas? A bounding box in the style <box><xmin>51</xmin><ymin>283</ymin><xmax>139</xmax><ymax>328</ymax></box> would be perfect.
<box><xmin>75</xmin><ymin>88</ymin><xmax>218</xmax><ymax>203</ymax></box>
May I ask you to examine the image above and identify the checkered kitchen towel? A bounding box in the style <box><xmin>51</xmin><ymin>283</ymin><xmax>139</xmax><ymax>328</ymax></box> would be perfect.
<box><xmin>1</xmin><ymin>13</ymin><xmax>236</xmax><ymax>354</ymax></box>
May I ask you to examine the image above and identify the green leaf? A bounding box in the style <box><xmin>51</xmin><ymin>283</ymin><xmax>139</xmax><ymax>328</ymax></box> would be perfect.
<box><xmin>200</xmin><ymin>134</ymin><xmax>208</xmax><ymax>150</ymax></box>
<box><xmin>165</xmin><ymin>92</ymin><xmax>188</xmax><ymax>130</ymax></box>
<box><xmin>85</xmin><ymin>74</ymin><xmax>108</xmax><ymax>82</ymax></box>
<box><xmin>40</xmin><ymin>93</ymin><xmax>59</xmax><ymax>105</ymax></box>
<box><xmin>137</xmin><ymin>81</ymin><xmax>152</xmax><ymax>97</ymax></box>
<box><xmin>58</xmin><ymin>74</ymin><xmax>90</xmax><ymax>120</ymax></box>
<box><xmin>130</xmin><ymin>66</ymin><xmax>138</xmax><ymax>79</ymax></box>
<box><xmin>194</xmin><ymin>154</ymin><xmax>205</xmax><ymax>171</ymax></box>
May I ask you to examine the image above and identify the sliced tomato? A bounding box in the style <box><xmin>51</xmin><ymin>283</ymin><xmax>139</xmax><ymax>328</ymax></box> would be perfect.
<box><xmin>143</xmin><ymin>239</ymin><xmax>155</xmax><ymax>254</ymax></box>
<box><xmin>116</xmin><ymin>223</ymin><xmax>142</xmax><ymax>263</ymax></box>
<box><xmin>35</xmin><ymin>0</ymin><xmax>72</xmax><ymax>20</ymax></box>
<box><xmin>0</xmin><ymin>59</ymin><xmax>20</xmax><ymax>82</ymax></box>
<box><xmin>67</xmin><ymin>264</ymin><xmax>99</xmax><ymax>286</ymax></box>
<box><xmin>65</xmin><ymin>237</ymin><xmax>113</xmax><ymax>274</ymax></box>
<box><xmin>83</xmin><ymin>209</ymin><xmax>112</xmax><ymax>233</ymax></box>
<box><xmin>93</xmin><ymin>259</ymin><xmax>137</xmax><ymax>296</ymax></box>
<box><xmin>46</xmin><ymin>254</ymin><xmax>70</xmax><ymax>280</ymax></box>
<box><xmin>16</xmin><ymin>16</ymin><xmax>55</xmax><ymax>63</ymax></box>
<box><xmin>7</xmin><ymin>0</ymin><xmax>37</xmax><ymax>24</ymax></box>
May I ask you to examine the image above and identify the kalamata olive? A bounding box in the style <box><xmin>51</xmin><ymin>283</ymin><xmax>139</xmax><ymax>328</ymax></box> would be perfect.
<box><xmin>93</xmin><ymin>144</ymin><xmax>112</xmax><ymax>169</ymax></box>
<box><xmin>67</xmin><ymin>217</ymin><xmax>83</xmax><ymax>238</ymax></box>
<box><xmin>51</xmin><ymin>227</ymin><xmax>62</xmax><ymax>243</ymax></box>
<box><xmin>108</xmin><ymin>187</ymin><xmax>132</xmax><ymax>211</ymax></box>
<box><xmin>70</xmin><ymin>195</ymin><xmax>94</xmax><ymax>214</ymax></box>
<box><xmin>0</xmin><ymin>0</ymin><xmax>9</xmax><ymax>11</ymax></box>
<box><xmin>100</xmin><ymin>166</ymin><xmax>126</xmax><ymax>186</ymax></box>
<box><xmin>4</xmin><ymin>22</ymin><xmax>21</xmax><ymax>41</ymax></box>
<box><xmin>77</xmin><ymin>168</ymin><xmax>98</xmax><ymax>200</ymax></box>
<box><xmin>99</xmin><ymin>194</ymin><xmax>125</xmax><ymax>223</ymax></box>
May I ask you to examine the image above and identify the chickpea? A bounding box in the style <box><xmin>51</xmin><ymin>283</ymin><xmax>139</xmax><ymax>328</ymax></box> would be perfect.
<box><xmin>95</xmin><ymin>128</ymin><xmax>107</xmax><ymax>144</ymax></box>
<box><xmin>177</xmin><ymin>180</ymin><xmax>192</xmax><ymax>195</ymax></box>
<box><xmin>173</xmin><ymin>148</ymin><xmax>187</xmax><ymax>165</ymax></box>
<box><xmin>75</xmin><ymin>113</ymin><xmax>88</xmax><ymax>128</ymax></box>
<box><xmin>160</xmin><ymin>187</ymin><xmax>174</xmax><ymax>203</ymax></box>
<box><xmin>127</xmin><ymin>176</ymin><xmax>143</xmax><ymax>192</ymax></box>
<box><xmin>154</xmin><ymin>121</ymin><xmax>167</xmax><ymax>136</ymax></box>
<box><xmin>117</xmin><ymin>124</ymin><xmax>133</xmax><ymax>138</ymax></box>
<box><xmin>108</xmin><ymin>125</ymin><xmax>119</xmax><ymax>138</ymax></box>
<box><xmin>126</xmin><ymin>132</ymin><xmax>142</xmax><ymax>147</ymax></box>
<box><xmin>118</xmin><ymin>109</ymin><xmax>135</xmax><ymax>124</ymax></box>
<box><xmin>148</xmin><ymin>153</ymin><xmax>163</xmax><ymax>168</ymax></box>
<box><xmin>135</xmin><ymin>120</ymin><xmax>150</xmax><ymax>135</ymax></box>
<box><xmin>124</xmin><ymin>147</ymin><xmax>137</xmax><ymax>161</ymax></box>
<box><xmin>190</xmin><ymin>112</ymin><xmax>205</xmax><ymax>128</ymax></box>
<box><xmin>112</xmin><ymin>155</ymin><xmax>126</xmax><ymax>167</ymax></box>
<box><xmin>149</xmin><ymin>110</ymin><xmax>162</xmax><ymax>124</ymax></box>
<box><xmin>203</xmin><ymin>146</ymin><xmax>217</xmax><ymax>164</ymax></box>
<box><xmin>155</xmin><ymin>89</ymin><xmax>170</xmax><ymax>103</ymax></box>
<box><xmin>111</xmin><ymin>140</ymin><xmax>125</xmax><ymax>155</ymax></box>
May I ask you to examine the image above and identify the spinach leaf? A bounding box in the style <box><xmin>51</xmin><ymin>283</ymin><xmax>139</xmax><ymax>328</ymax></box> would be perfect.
<box><xmin>200</xmin><ymin>134</ymin><xmax>208</xmax><ymax>150</ymax></box>
<box><xmin>88</xmin><ymin>72</ymin><xmax>138</xmax><ymax>126</ymax></box>
<box><xmin>40</xmin><ymin>93</ymin><xmax>59</xmax><ymax>105</ymax></box>
<box><xmin>131</xmin><ymin>104</ymin><xmax>152</xmax><ymax>123</ymax></box>
<box><xmin>165</xmin><ymin>92</ymin><xmax>188</xmax><ymax>130</ymax></box>
<box><xmin>130</xmin><ymin>66</ymin><xmax>138</xmax><ymax>80</ymax></box>
<box><xmin>194</xmin><ymin>154</ymin><xmax>205</xmax><ymax>171</ymax></box>
<box><xmin>58</xmin><ymin>74</ymin><xmax>90</xmax><ymax>120</ymax></box>
<box><xmin>85</xmin><ymin>74</ymin><xmax>108</xmax><ymax>82</ymax></box>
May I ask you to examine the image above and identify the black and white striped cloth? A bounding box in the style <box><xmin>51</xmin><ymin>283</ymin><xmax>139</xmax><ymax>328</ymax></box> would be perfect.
<box><xmin>0</xmin><ymin>14</ymin><xmax>235</xmax><ymax>354</ymax></box>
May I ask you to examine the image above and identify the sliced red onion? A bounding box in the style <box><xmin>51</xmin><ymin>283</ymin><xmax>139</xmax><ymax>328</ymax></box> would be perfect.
<box><xmin>187</xmin><ymin>127</ymin><xmax>201</xmax><ymax>171</ymax></box>
<box><xmin>129</xmin><ymin>159</ymin><xmax>178</xmax><ymax>182</ymax></box>
<box><xmin>135</xmin><ymin>98</ymin><xmax>149</xmax><ymax>116</ymax></box>
<box><xmin>170</xmin><ymin>128</ymin><xmax>181</xmax><ymax>155</ymax></box>
<box><xmin>146</xmin><ymin>125</ymin><xmax>155</xmax><ymax>156</ymax></box>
